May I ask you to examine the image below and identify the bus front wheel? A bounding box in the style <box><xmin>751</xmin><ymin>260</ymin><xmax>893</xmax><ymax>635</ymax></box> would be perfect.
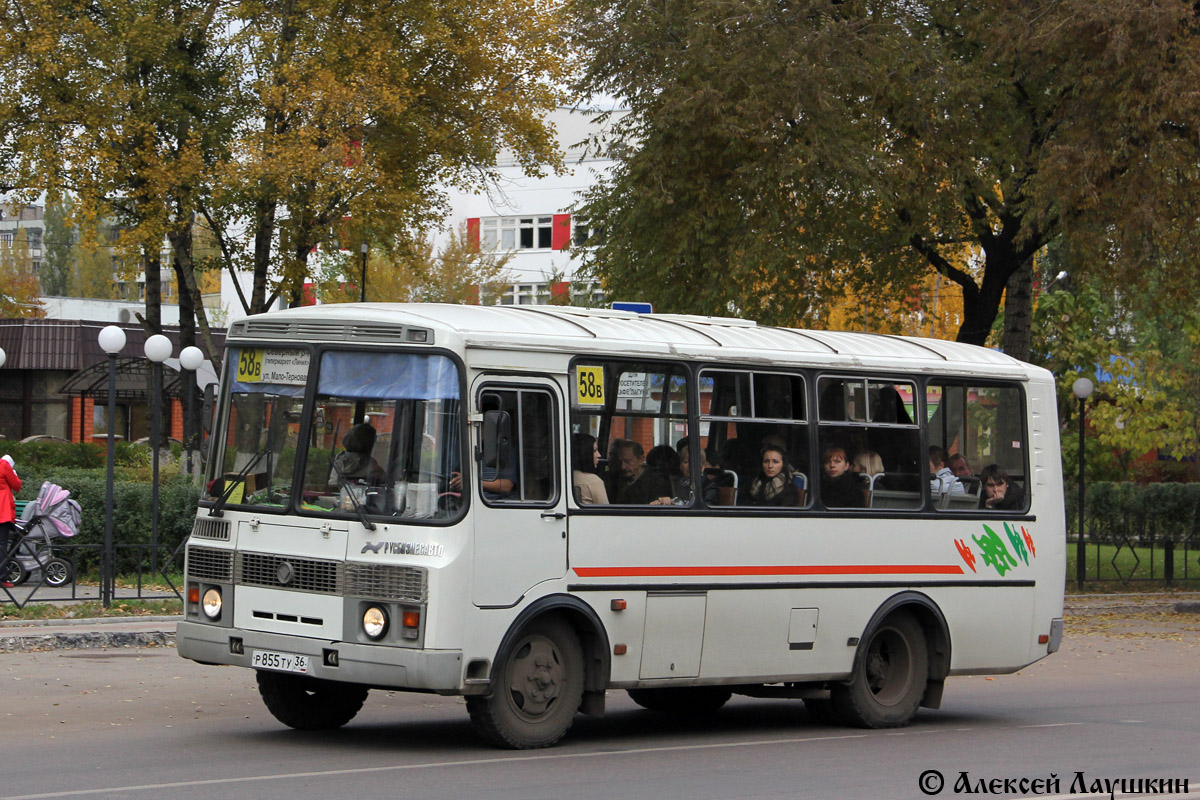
<box><xmin>256</xmin><ymin>671</ymin><xmax>369</xmax><ymax>730</ymax></box>
<box><xmin>467</xmin><ymin>618</ymin><xmax>584</xmax><ymax>749</ymax></box>
<box><xmin>831</xmin><ymin>612</ymin><xmax>928</xmax><ymax>729</ymax></box>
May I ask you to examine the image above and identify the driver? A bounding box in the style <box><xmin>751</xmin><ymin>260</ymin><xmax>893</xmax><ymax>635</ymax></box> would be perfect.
<box><xmin>333</xmin><ymin>423</ymin><xmax>385</xmax><ymax>484</ymax></box>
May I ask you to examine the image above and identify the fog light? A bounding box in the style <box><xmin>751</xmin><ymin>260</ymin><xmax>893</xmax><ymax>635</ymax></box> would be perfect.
<box><xmin>363</xmin><ymin>606</ymin><xmax>389</xmax><ymax>640</ymax></box>
<box><xmin>201</xmin><ymin>588</ymin><xmax>222</xmax><ymax>620</ymax></box>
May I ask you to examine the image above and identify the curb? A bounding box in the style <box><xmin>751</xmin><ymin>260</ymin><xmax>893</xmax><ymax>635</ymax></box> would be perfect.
<box><xmin>0</xmin><ymin>616</ymin><xmax>181</xmax><ymax>653</ymax></box>
<box><xmin>0</xmin><ymin>629</ymin><xmax>175</xmax><ymax>653</ymax></box>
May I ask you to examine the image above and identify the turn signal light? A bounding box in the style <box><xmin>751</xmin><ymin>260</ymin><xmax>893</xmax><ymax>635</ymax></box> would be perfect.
<box><xmin>1038</xmin><ymin>634</ymin><xmax>1049</xmax><ymax>644</ymax></box>
<box><xmin>188</xmin><ymin>585</ymin><xmax>200</xmax><ymax>604</ymax></box>
<box><xmin>402</xmin><ymin>610</ymin><xmax>420</xmax><ymax>629</ymax></box>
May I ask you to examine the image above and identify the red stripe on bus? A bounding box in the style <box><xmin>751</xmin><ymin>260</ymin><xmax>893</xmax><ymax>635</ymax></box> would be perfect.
<box><xmin>572</xmin><ymin>564</ymin><xmax>965</xmax><ymax>577</ymax></box>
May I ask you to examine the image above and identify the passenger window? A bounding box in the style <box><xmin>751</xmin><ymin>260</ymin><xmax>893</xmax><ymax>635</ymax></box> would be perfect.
<box><xmin>701</xmin><ymin>370</ymin><xmax>808</xmax><ymax>508</ymax></box>
<box><xmin>928</xmin><ymin>382</ymin><xmax>1028</xmax><ymax>512</ymax></box>
<box><xmin>818</xmin><ymin>376</ymin><xmax>921</xmax><ymax>509</ymax></box>
<box><xmin>569</xmin><ymin>361</ymin><xmax>690</xmax><ymax>507</ymax></box>
<box><xmin>477</xmin><ymin>387</ymin><xmax>558</xmax><ymax>506</ymax></box>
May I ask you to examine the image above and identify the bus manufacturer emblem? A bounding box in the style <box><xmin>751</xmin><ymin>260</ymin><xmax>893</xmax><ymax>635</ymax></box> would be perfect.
<box><xmin>276</xmin><ymin>561</ymin><xmax>295</xmax><ymax>585</ymax></box>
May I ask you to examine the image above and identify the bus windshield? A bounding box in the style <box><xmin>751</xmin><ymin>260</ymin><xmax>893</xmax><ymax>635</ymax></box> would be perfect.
<box><xmin>208</xmin><ymin>348</ymin><xmax>463</xmax><ymax>520</ymax></box>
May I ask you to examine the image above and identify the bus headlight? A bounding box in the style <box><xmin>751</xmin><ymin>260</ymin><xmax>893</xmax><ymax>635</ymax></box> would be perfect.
<box><xmin>362</xmin><ymin>606</ymin><xmax>389</xmax><ymax>640</ymax></box>
<box><xmin>201</xmin><ymin>588</ymin><xmax>223</xmax><ymax>620</ymax></box>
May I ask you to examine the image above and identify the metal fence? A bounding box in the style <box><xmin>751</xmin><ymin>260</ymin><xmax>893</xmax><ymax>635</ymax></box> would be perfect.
<box><xmin>1</xmin><ymin>540</ymin><xmax>185</xmax><ymax>610</ymax></box>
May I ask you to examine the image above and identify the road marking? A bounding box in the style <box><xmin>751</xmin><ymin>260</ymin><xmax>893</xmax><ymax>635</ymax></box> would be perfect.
<box><xmin>1017</xmin><ymin>722</ymin><xmax>1083</xmax><ymax>728</ymax></box>
<box><xmin>0</xmin><ymin>732</ymin><xmax>870</xmax><ymax>800</ymax></box>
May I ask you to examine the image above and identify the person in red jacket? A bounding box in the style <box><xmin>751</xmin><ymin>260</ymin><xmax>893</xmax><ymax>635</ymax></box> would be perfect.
<box><xmin>0</xmin><ymin>454</ymin><xmax>21</xmax><ymax>588</ymax></box>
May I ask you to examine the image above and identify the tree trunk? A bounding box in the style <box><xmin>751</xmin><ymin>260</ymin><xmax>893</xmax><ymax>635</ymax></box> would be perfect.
<box><xmin>1001</xmin><ymin>255</ymin><xmax>1035</xmax><ymax>363</ymax></box>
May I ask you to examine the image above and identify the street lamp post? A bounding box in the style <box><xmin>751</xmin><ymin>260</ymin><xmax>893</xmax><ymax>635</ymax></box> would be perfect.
<box><xmin>144</xmin><ymin>334</ymin><xmax>172</xmax><ymax>579</ymax></box>
<box><xmin>1072</xmin><ymin>376</ymin><xmax>1095</xmax><ymax>590</ymax></box>
<box><xmin>180</xmin><ymin>346</ymin><xmax>205</xmax><ymax>480</ymax></box>
<box><xmin>98</xmin><ymin>325</ymin><xmax>126</xmax><ymax>608</ymax></box>
<box><xmin>360</xmin><ymin>242</ymin><xmax>368</xmax><ymax>303</ymax></box>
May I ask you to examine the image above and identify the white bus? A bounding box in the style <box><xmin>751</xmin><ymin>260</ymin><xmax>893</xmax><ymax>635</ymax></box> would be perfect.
<box><xmin>177</xmin><ymin>303</ymin><xmax>1065</xmax><ymax>748</ymax></box>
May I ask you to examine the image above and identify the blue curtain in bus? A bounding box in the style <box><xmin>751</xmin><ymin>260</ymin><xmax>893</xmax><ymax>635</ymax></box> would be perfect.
<box><xmin>317</xmin><ymin>352</ymin><xmax>460</xmax><ymax>400</ymax></box>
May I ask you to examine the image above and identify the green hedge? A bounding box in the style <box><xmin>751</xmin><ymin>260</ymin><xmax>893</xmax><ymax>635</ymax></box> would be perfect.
<box><xmin>1068</xmin><ymin>481</ymin><xmax>1200</xmax><ymax>545</ymax></box>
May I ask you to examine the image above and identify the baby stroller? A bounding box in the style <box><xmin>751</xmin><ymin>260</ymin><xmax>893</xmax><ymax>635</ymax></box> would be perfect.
<box><xmin>2</xmin><ymin>481</ymin><xmax>81</xmax><ymax>587</ymax></box>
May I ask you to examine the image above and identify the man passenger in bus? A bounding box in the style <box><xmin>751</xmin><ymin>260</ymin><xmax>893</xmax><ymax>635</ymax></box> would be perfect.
<box><xmin>821</xmin><ymin>447</ymin><xmax>866</xmax><ymax>508</ymax></box>
<box><xmin>571</xmin><ymin>433</ymin><xmax>609</xmax><ymax>505</ymax></box>
<box><xmin>745</xmin><ymin>445</ymin><xmax>800</xmax><ymax>506</ymax></box>
<box><xmin>611</xmin><ymin>440</ymin><xmax>673</xmax><ymax>505</ymax></box>
<box><xmin>929</xmin><ymin>446</ymin><xmax>965</xmax><ymax>495</ymax></box>
<box><xmin>948</xmin><ymin>453</ymin><xmax>973</xmax><ymax>480</ymax></box>
<box><xmin>980</xmin><ymin>464</ymin><xmax>1026</xmax><ymax>510</ymax></box>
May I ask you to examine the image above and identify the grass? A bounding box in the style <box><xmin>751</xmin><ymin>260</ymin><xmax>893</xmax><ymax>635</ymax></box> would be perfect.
<box><xmin>1066</xmin><ymin>540</ymin><xmax>1200</xmax><ymax>592</ymax></box>
<box><xmin>0</xmin><ymin>598</ymin><xmax>182</xmax><ymax>622</ymax></box>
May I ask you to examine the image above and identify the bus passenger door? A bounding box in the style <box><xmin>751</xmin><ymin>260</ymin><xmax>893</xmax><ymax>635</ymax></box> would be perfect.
<box><xmin>471</xmin><ymin>379</ymin><xmax>567</xmax><ymax>607</ymax></box>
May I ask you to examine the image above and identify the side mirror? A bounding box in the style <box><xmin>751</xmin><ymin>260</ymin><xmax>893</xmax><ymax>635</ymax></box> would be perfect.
<box><xmin>481</xmin><ymin>409</ymin><xmax>512</xmax><ymax>469</ymax></box>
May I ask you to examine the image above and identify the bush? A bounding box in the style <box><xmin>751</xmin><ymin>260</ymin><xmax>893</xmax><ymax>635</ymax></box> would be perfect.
<box><xmin>1068</xmin><ymin>481</ymin><xmax>1200</xmax><ymax>546</ymax></box>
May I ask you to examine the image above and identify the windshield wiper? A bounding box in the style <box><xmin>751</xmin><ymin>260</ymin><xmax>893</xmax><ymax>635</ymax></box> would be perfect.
<box><xmin>330</xmin><ymin>457</ymin><xmax>377</xmax><ymax>531</ymax></box>
<box><xmin>208</xmin><ymin>448</ymin><xmax>270</xmax><ymax>517</ymax></box>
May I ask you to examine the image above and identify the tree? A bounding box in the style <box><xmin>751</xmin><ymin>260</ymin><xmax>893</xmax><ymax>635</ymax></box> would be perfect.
<box><xmin>1031</xmin><ymin>241</ymin><xmax>1200</xmax><ymax>482</ymax></box>
<box><xmin>0</xmin><ymin>228</ymin><xmax>45</xmax><ymax>317</ymax></box>
<box><xmin>41</xmin><ymin>196</ymin><xmax>73</xmax><ymax>296</ymax></box>
<box><xmin>568</xmin><ymin>0</ymin><xmax>1200</xmax><ymax>351</ymax></box>
<box><xmin>314</xmin><ymin>223</ymin><xmax>513</xmax><ymax>305</ymax></box>
<box><xmin>206</xmin><ymin>0</ymin><xmax>570</xmax><ymax>317</ymax></box>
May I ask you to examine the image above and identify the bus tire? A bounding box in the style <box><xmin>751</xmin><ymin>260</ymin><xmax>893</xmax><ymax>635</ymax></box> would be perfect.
<box><xmin>831</xmin><ymin>611</ymin><xmax>928</xmax><ymax>729</ymax></box>
<box><xmin>467</xmin><ymin>618</ymin><xmax>584</xmax><ymax>749</ymax></box>
<box><xmin>627</xmin><ymin>687</ymin><xmax>731</xmax><ymax>715</ymax></box>
<box><xmin>256</xmin><ymin>671</ymin><xmax>369</xmax><ymax>730</ymax></box>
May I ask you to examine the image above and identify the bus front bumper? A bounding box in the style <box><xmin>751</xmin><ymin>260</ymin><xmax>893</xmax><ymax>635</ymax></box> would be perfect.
<box><xmin>177</xmin><ymin>621</ymin><xmax>464</xmax><ymax>692</ymax></box>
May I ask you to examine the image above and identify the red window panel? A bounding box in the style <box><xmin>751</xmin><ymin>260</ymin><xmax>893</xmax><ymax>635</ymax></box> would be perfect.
<box><xmin>467</xmin><ymin>218</ymin><xmax>481</xmax><ymax>251</ymax></box>
<box><xmin>552</xmin><ymin>214</ymin><xmax>571</xmax><ymax>250</ymax></box>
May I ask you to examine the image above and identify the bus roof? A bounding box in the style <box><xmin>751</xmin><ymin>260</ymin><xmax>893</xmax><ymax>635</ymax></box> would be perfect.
<box><xmin>227</xmin><ymin>303</ymin><xmax>1042</xmax><ymax>380</ymax></box>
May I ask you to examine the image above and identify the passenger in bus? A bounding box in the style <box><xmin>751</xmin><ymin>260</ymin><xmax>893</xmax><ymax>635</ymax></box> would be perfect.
<box><xmin>821</xmin><ymin>447</ymin><xmax>866</xmax><ymax>508</ymax></box>
<box><xmin>646</xmin><ymin>444</ymin><xmax>687</xmax><ymax>499</ymax></box>
<box><xmin>333</xmin><ymin>423</ymin><xmax>385</xmax><ymax>484</ymax></box>
<box><xmin>611</xmin><ymin>440</ymin><xmax>673</xmax><ymax>505</ymax></box>
<box><xmin>572</xmin><ymin>433</ymin><xmax>609</xmax><ymax>505</ymax></box>
<box><xmin>745</xmin><ymin>445</ymin><xmax>800</xmax><ymax>507</ymax></box>
<box><xmin>948</xmin><ymin>453</ymin><xmax>973</xmax><ymax>479</ymax></box>
<box><xmin>675</xmin><ymin>436</ymin><xmax>718</xmax><ymax>505</ymax></box>
<box><xmin>929</xmin><ymin>446</ymin><xmax>965</xmax><ymax>495</ymax></box>
<box><xmin>979</xmin><ymin>464</ymin><xmax>1025</xmax><ymax>510</ymax></box>
<box><xmin>852</xmin><ymin>450</ymin><xmax>884</xmax><ymax>480</ymax></box>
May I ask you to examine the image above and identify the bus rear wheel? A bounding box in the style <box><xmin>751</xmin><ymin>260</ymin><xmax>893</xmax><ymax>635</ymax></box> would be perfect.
<box><xmin>256</xmin><ymin>671</ymin><xmax>369</xmax><ymax>730</ymax></box>
<box><xmin>467</xmin><ymin>618</ymin><xmax>584</xmax><ymax>749</ymax></box>
<box><xmin>831</xmin><ymin>612</ymin><xmax>928</xmax><ymax>729</ymax></box>
<box><xmin>627</xmin><ymin>687</ymin><xmax>732</xmax><ymax>715</ymax></box>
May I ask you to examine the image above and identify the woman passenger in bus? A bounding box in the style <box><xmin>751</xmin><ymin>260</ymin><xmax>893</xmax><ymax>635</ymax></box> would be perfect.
<box><xmin>979</xmin><ymin>464</ymin><xmax>1026</xmax><ymax>511</ymax></box>
<box><xmin>572</xmin><ymin>433</ymin><xmax>609</xmax><ymax>505</ymax></box>
<box><xmin>852</xmin><ymin>450</ymin><xmax>884</xmax><ymax>485</ymax></box>
<box><xmin>821</xmin><ymin>446</ymin><xmax>867</xmax><ymax>508</ymax></box>
<box><xmin>745</xmin><ymin>445</ymin><xmax>800</xmax><ymax>507</ymax></box>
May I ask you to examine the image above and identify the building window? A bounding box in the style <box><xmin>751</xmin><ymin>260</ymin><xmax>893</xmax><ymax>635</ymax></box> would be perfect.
<box><xmin>0</xmin><ymin>233</ymin><xmax>12</xmax><ymax>246</ymax></box>
<box><xmin>478</xmin><ymin>215</ymin><xmax>556</xmax><ymax>251</ymax></box>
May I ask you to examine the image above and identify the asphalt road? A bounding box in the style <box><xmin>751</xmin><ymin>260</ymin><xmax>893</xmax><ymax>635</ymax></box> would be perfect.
<box><xmin>1</xmin><ymin>611</ymin><xmax>1198</xmax><ymax>800</ymax></box>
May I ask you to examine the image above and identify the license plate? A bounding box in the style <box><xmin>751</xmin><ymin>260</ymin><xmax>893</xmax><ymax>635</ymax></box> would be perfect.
<box><xmin>251</xmin><ymin>649</ymin><xmax>309</xmax><ymax>674</ymax></box>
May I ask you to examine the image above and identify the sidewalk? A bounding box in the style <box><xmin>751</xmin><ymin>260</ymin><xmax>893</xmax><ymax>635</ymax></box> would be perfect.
<box><xmin>2</xmin><ymin>593</ymin><xmax>1199</xmax><ymax>654</ymax></box>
